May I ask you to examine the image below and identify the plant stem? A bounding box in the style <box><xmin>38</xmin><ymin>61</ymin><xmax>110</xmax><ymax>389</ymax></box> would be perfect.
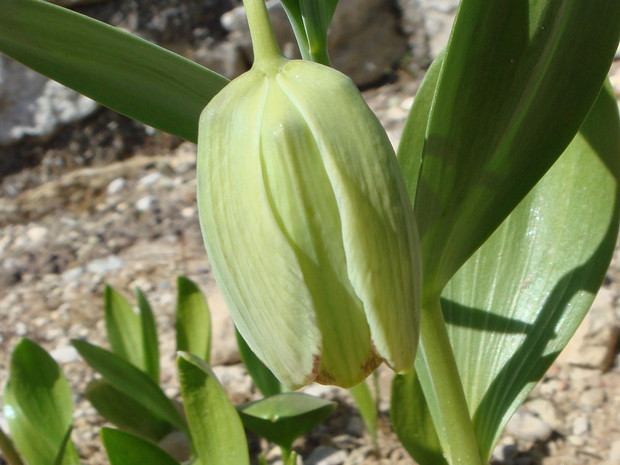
<box><xmin>0</xmin><ymin>427</ymin><xmax>25</xmax><ymax>465</ymax></box>
<box><xmin>243</xmin><ymin>0</ymin><xmax>283</xmax><ymax>68</ymax></box>
<box><xmin>415</xmin><ymin>296</ymin><xmax>482</xmax><ymax>465</ymax></box>
<box><xmin>280</xmin><ymin>444</ymin><xmax>291</xmax><ymax>463</ymax></box>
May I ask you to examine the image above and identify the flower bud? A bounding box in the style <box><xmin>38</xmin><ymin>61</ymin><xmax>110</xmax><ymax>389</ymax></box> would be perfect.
<box><xmin>197</xmin><ymin>57</ymin><xmax>421</xmax><ymax>389</ymax></box>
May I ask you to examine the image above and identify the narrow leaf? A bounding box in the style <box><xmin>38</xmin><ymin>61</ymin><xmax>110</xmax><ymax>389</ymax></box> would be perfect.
<box><xmin>177</xmin><ymin>352</ymin><xmax>249</xmax><ymax>465</ymax></box>
<box><xmin>136</xmin><ymin>287</ymin><xmax>160</xmax><ymax>383</ymax></box>
<box><xmin>52</xmin><ymin>427</ymin><xmax>73</xmax><ymax>465</ymax></box>
<box><xmin>348</xmin><ymin>381</ymin><xmax>377</xmax><ymax>442</ymax></box>
<box><xmin>411</xmin><ymin>0</ymin><xmax>620</xmax><ymax>294</ymax></box>
<box><xmin>237</xmin><ymin>393</ymin><xmax>334</xmax><ymax>450</ymax></box>
<box><xmin>101</xmin><ymin>428</ymin><xmax>181</xmax><ymax>465</ymax></box>
<box><xmin>105</xmin><ymin>285</ymin><xmax>145</xmax><ymax>372</ymax></box>
<box><xmin>0</xmin><ymin>0</ymin><xmax>229</xmax><ymax>143</ymax></box>
<box><xmin>86</xmin><ymin>380</ymin><xmax>172</xmax><ymax>441</ymax></box>
<box><xmin>235</xmin><ymin>328</ymin><xmax>283</xmax><ymax>397</ymax></box>
<box><xmin>72</xmin><ymin>340</ymin><xmax>187</xmax><ymax>434</ymax></box>
<box><xmin>280</xmin><ymin>0</ymin><xmax>338</xmax><ymax>64</ymax></box>
<box><xmin>3</xmin><ymin>339</ymin><xmax>80</xmax><ymax>465</ymax></box>
<box><xmin>0</xmin><ymin>425</ymin><xmax>25</xmax><ymax>465</ymax></box>
<box><xmin>176</xmin><ymin>277</ymin><xmax>211</xmax><ymax>362</ymax></box>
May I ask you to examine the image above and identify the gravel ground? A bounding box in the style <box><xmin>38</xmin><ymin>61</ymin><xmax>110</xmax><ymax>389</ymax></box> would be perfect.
<box><xmin>0</xmin><ymin>63</ymin><xmax>619</xmax><ymax>465</ymax></box>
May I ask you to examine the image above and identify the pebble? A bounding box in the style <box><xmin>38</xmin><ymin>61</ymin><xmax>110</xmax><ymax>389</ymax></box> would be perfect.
<box><xmin>138</xmin><ymin>172</ymin><xmax>162</xmax><ymax>186</ymax></box>
<box><xmin>346</xmin><ymin>416</ymin><xmax>365</xmax><ymax>437</ymax></box>
<box><xmin>579</xmin><ymin>388</ymin><xmax>606</xmax><ymax>409</ymax></box>
<box><xmin>505</xmin><ymin>410</ymin><xmax>553</xmax><ymax>442</ymax></box>
<box><xmin>571</xmin><ymin>415</ymin><xmax>590</xmax><ymax>436</ymax></box>
<box><xmin>158</xmin><ymin>431</ymin><xmax>191</xmax><ymax>462</ymax></box>
<box><xmin>62</xmin><ymin>266</ymin><xmax>84</xmax><ymax>281</ymax></box>
<box><xmin>136</xmin><ymin>195</ymin><xmax>157</xmax><ymax>212</ymax></box>
<box><xmin>305</xmin><ymin>446</ymin><xmax>347</xmax><ymax>465</ymax></box>
<box><xmin>86</xmin><ymin>256</ymin><xmax>124</xmax><ymax>274</ymax></box>
<box><xmin>524</xmin><ymin>398</ymin><xmax>560</xmax><ymax>430</ymax></box>
<box><xmin>26</xmin><ymin>225</ymin><xmax>48</xmax><ymax>244</ymax></box>
<box><xmin>211</xmin><ymin>365</ymin><xmax>252</xmax><ymax>394</ymax></box>
<box><xmin>51</xmin><ymin>346</ymin><xmax>80</xmax><ymax>364</ymax></box>
<box><xmin>106</xmin><ymin>177</ymin><xmax>127</xmax><ymax>195</ymax></box>
<box><xmin>15</xmin><ymin>321</ymin><xmax>28</xmax><ymax>337</ymax></box>
<box><xmin>609</xmin><ymin>439</ymin><xmax>620</xmax><ymax>463</ymax></box>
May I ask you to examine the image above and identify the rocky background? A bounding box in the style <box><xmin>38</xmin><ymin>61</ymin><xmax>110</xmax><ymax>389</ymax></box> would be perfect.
<box><xmin>1</xmin><ymin>1</ymin><xmax>620</xmax><ymax>464</ymax></box>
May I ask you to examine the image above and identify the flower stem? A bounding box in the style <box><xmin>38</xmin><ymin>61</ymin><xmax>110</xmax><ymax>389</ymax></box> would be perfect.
<box><xmin>243</xmin><ymin>0</ymin><xmax>283</xmax><ymax>68</ymax></box>
<box><xmin>415</xmin><ymin>296</ymin><xmax>482</xmax><ymax>465</ymax></box>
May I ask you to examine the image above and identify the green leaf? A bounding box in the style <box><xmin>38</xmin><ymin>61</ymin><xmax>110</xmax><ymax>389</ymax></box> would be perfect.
<box><xmin>280</xmin><ymin>0</ymin><xmax>338</xmax><ymax>64</ymax></box>
<box><xmin>136</xmin><ymin>287</ymin><xmax>161</xmax><ymax>383</ymax></box>
<box><xmin>101</xmin><ymin>428</ymin><xmax>181</xmax><ymax>465</ymax></box>
<box><xmin>0</xmin><ymin>0</ymin><xmax>228</xmax><ymax>143</ymax></box>
<box><xmin>105</xmin><ymin>285</ymin><xmax>145</xmax><ymax>372</ymax></box>
<box><xmin>71</xmin><ymin>339</ymin><xmax>187</xmax><ymax>434</ymax></box>
<box><xmin>3</xmin><ymin>339</ymin><xmax>80</xmax><ymax>465</ymax></box>
<box><xmin>176</xmin><ymin>277</ymin><xmax>211</xmax><ymax>363</ymax></box>
<box><xmin>391</xmin><ymin>371</ymin><xmax>447</xmax><ymax>465</ymax></box>
<box><xmin>177</xmin><ymin>352</ymin><xmax>249</xmax><ymax>465</ymax></box>
<box><xmin>86</xmin><ymin>380</ymin><xmax>172</xmax><ymax>441</ymax></box>
<box><xmin>409</xmin><ymin>0</ymin><xmax>620</xmax><ymax>295</ymax></box>
<box><xmin>235</xmin><ymin>328</ymin><xmax>283</xmax><ymax>397</ymax></box>
<box><xmin>394</xmin><ymin>84</ymin><xmax>620</xmax><ymax>464</ymax></box>
<box><xmin>348</xmin><ymin>381</ymin><xmax>377</xmax><ymax>442</ymax></box>
<box><xmin>237</xmin><ymin>393</ymin><xmax>335</xmax><ymax>450</ymax></box>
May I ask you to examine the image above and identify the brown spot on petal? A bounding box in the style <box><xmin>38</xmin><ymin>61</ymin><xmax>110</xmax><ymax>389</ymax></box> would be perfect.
<box><xmin>302</xmin><ymin>354</ymin><xmax>322</xmax><ymax>386</ymax></box>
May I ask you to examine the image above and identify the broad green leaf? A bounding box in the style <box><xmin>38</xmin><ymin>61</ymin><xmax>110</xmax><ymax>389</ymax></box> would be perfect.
<box><xmin>3</xmin><ymin>339</ymin><xmax>80</xmax><ymax>465</ymax></box>
<box><xmin>280</xmin><ymin>0</ymin><xmax>338</xmax><ymax>64</ymax></box>
<box><xmin>176</xmin><ymin>277</ymin><xmax>211</xmax><ymax>363</ymax></box>
<box><xmin>86</xmin><ymin>380</ymin><xmax>172</xmax><ymax>441</ymax></box>
<box><xmin>177</xmin><ymin>352</ymin><xmax>249</xmax><ymax>465</ymax></box>
<box><xmin>0</xmin><ymin>0</ymin><xmax>228</xmax><ymax>143</ymax></box>
<box><xmin>235</xmin><ymin>328</ymin><xmax>283</xmax><ymax>397</ymax></box>
<box><xmin>237</xmin><ymin>393</ymin><xmax>334</xmax><ymax>449</ymax></box>
<box><xmin>136</xmin><ymin>288</ymin><xmax>161</xmax><ymax>383</ymax></box>
<box><xmin>410</xmin><ymin>0</ymin><xmax>620</xmax><ymax>295</ymax></box>
<box><xmin>105</xmin><ymin>285</ymin><xmax>145</xmax><ymax>372</ymax></box>
<box><xmin>101</xmin><ymin>428</ymin><xmax>181</xmax><ymax>465</ymax></box>
<box><xmin>394</xmin><ymin>84</ymin><xmax>620</xmax><ymax>464</ymax></box>
<box><xmin>71</xmin><ymin>340</ymin><xmax>187</xmax><ymax>434</ymax></box>
<box><xmin>348</xmin><ymin>381</ymin><xmax>377</xmax><ymax>442</ymax></box>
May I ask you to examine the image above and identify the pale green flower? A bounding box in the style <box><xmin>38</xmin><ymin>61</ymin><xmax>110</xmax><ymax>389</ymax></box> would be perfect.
<box><xmin>197</xmin><ymin>57</ymin><xmax>421</xmax><ymax>389</ymax></box>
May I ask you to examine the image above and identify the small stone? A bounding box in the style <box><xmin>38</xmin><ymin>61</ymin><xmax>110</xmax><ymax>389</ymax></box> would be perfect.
<box><xmin>571</xmin><ymin>416</ymin><xmax>590</xmax><ymax>436</ymax></box>
<box><xmin>525</xmin><ymin>398</ymin><xmax>560</xmax><ymax>430</ymax></box>
<box><xmin>579</xmin><ymin>388</ymin><xmax>606</xmax><ymax>409</ymax></box>
<box><xmin>106</xmin><ymin>178</ymin><xmax>127</xmax><ymax>195</ymax></box>
<box><xmin>62</xmin><ymin>266</ymin><xmax>84</xmax><ymax>281</ymax></box>
<box><xmin>86</xmin><ymin>256</ymin><xmax>124</xmax><ymax>274</ymax></box>
<box><xmin>15</xmin><ymin>321</ymin><xmax>28</xmax><ymax>337</ymax></box>
<box><xmin>26</xmin><ymin>225</ymin><xmax>48</xmax><ymax>244</ymax></box>
<box><xmin>609</xmin><ymin>439</ymin><xmax>620</xmax><ymax>463</ymax></box>
<box><xmin>139</xmin><ymin>172</ymin><xmax>162</xmax><ymax>186</ymax></box>
<box><xmin>51</xmin><ymin>346</ymin><xmax>80</xmax><ymax>364</ymax></box>
<box><xmin>301</xmin><ymin>383</ymin><xmax>340</xmax><ymax>399</ymax></box>
<box><xmin>212</xmin><ymin>365</ymin><xmax>252</xmax><ymax>394</ymax></box>
<box><xmin>305</xmin><ymin>446</ymin><xmax>347</xmax><ymax>465</ymax></box>
<box><xmin>136</xmin><ymin>195</ymin><xmax>157</xmax><ymax>212</ymax></box>
<box><xmin>505</xmin><ymin>410</ymin><xmax>553</xmax><ymax>442</ymax></box>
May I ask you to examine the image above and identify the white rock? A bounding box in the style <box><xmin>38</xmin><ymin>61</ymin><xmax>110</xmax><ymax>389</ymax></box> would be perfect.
<box><xmin>136</xmin><ymin>195</ymin><xmax>157</xmax><ymax>212</ymax></box>
<box><xmin>25</xmin><ymin>225</ymin><xmax>48</xmax><ymax>244</ymax></box>
<box><xmin>106</xmin><ymin>178</ymin><xmax>127</xmax><ymax>195</ymax></box>
<box><xmin>306</xmin><ymin>446</ymin><xmax>347</xmax><ymax>465</ymax></box>
<box><xmin>505</xmin><ymin>410</ymin><xmax>553</xmax><ymax>442</ymax></box>
<box><xmin>571</xmin><ymin>416</ymin><xmax>590</xmax><ymax>436</ymax></box>
<box><xmin>51</xmin><ymin>346</ymin><xmax>80</xmax><ymax>364</ymax></box>
<box><xmin>0</xmin><ymin>55</ymin><xmax>98</xmax><ymax>145</ymax></box>
<box><xmin>609</xmin><ymin>439</ymin><xmax>620</xmax><ymax>463</ymax></box>
<box><xmin>138</xmin><ymin>172</ymin><xmax>162</xmax><ymax>186</ymax></box>
<box><xmin>61</xmin><ymin>266</ymin><xmax>84</xmax><ymax>281</ymax></box>
<box><xmin>86</xmin><ymin>256</ymin><xmax>124</xmax><ymax>274</ymax></box>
